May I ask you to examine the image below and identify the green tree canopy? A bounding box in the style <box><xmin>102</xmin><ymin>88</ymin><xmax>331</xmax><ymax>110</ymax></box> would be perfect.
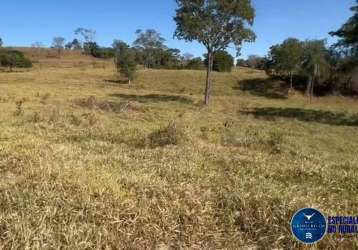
<box><xmin>0</xmin><ymin>50</ymin><xmax>32</xmax><ymax>71</ymax></box>
<box><xmin>330</xmin><ymin>0</ymin><xmax>358</xmax><ymax>56</ymax></box>
<box><xmin>302</xmin><ymin>40</ymin><xmax>329</xmax><ymax>98</ymax></box>
<box><xmin>174</xmin><ymin>0</ymin><xmax>256</xmax><ymax>105</ymax></box>
<box><xmin>133</xmin><ymin>29</ymin><xmax>166</xmax><ymax>68</ymax></box>
<box><xmin>205</xmin><ymin>51</ymin><xmax>234</xmax><ymax>72</ymax></box>
<box><xmin>115</xmin><ymin>41</ymin><xmax>137</xmax><ymax>84</ymax></box>
<box><xmin>268</xmin><ymin>38</ymin><xmax>304</xmax><ymax>88</ymax></box>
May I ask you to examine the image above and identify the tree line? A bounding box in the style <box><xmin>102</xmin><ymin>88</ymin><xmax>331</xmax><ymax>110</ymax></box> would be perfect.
<box><xmin>1</xmin><ymin>0</ymin><xmax>357</xmax><ymax>105</ymax></box>
<box><xmin>237</xmin><ymin>1</ymin><xmax>358</xmax><ymax>97</ymax></box>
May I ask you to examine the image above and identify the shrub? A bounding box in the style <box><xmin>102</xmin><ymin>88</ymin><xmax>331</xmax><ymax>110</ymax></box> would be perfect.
<box><xmin>0</xmin><ymin>49</ymin><xmax>32</xmax><ymax>70</ymax></box>
<box><xmin>115</xmin><ymin>41</ymin><xmax>137</xmax><ymax>84</ymax></box>
<box><xmin>148</xmin><ymin>122</ymin><xmax>186</xmax><ymax>148</ymax></box>
<box><xmin>267</xmin><ymin>130</ymin><xmax>284</xmax><ymax>153</ymax></box>
<box><xmin>14</xmin><ymin>100</ymin><xmax>24</xmax><ymax>116</ymax></box>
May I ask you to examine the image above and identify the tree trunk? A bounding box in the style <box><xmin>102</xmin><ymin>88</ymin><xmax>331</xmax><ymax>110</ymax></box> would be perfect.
<box><xmin>204</xmin><ymin>51</ymin><xmax>214</xmax><ymax>105</ymax></box>
<box><xmin>306</xmin><ymin>75</ymin><xmax>313</xmax><ymax>97</ymax></box>
<box><xmin>290</xmin><ymin>71</ymin><xmax>293</xmax><ymax>90</ymax></box>
<box><xmin>306</xmin><ymin>64</ymin><xmax>318</xmax><ymax>102</ymax></box>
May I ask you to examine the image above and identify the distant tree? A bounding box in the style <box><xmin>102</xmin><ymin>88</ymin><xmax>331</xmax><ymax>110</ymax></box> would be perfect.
<box><xmin>0</xmin><ymin>50</ymin><xmax>32</xmax><ymax>71</ymax></box>
<box><xmin>52</xmin><ymin>37</ymin><xmax>66</xmax><ymax>56</ymax></box>
<box><xmin>75</xmin><ymin>28</ymin><xmax>96</xmax><ymax>43</ymax></box>
<box><xmin>269</xmin><ymin>38</ymin><xmax>304</xmax><ymax>89</ymax></box>
<box><xmin>205</xmin><ymin>51</ymin><xmax>234</xmax><ymax>72</ymax></box>
<box><xmin>183</xmin><ymin>53</ymin><xmax>194</xmax><ymax>62</ymax></box>
<box><xmin>32</xmin><ymin>41</ymin><xmax>44</xmax><ymax>48</ymax></box>
<box><xmin>0</xmin><ymin>38</ymin><xmax>3</xmax><ymax>47</ymax></box>
<box><xmin>186</xmin><ymin>57</ymin><xmax>204</xmax><ymax>70</ymax></box>
<box><xmin>71</xmin><ymin>39</ymin><xmax>82</xmax><ymax>50</ymax></box>
<box><xmin>65</xmin><ymin>39</ymin><xmax>82</xmax><ymax>51</ymax></box>
<box><xmin>236</xmin><ymin>59</ymin><xmax>248</xmax><ymax>67</ymax></box>
<box><xmin>174</xmin><ymin>0</ymin><xmax>256</xmax><ymax>105</ymax></box>
<box><xmin>115</xmin><ymin>41</ymin><xmax>137</xmax><ymax>84</ymax></box>
<box><xmin>31</xmin><ymin>42</ymin><xmax>44</xmax><ymax>57</ymax></box>
<box><xmin>83</xmin><ymin>42</ymin><xmax>99</xmax><ymax>57</ymax></box>
<box><xmin>75</xmin><ymin>28</ymin><xmax>96</xmax><ymax>54</ymax></box>
<box><xmin>246</xmin><ymin>55</ymin><xmax>266</xmax><ymax>69</ymax></box>
<box><xmin>159</xmin><ymin>48</ymin><xmax>181</xmax><ymax>69</ymax></box>
<box><xmin>302</xmin><ymin>40</ymin><xmax>329</xmax><ymax>99</ymax></box>
<box><xmin>133</xmin><ymin>29</ymin><xmax>166</xmax><ymax>68</ymax></box>
<box><xmin>65</xmin><ymin>42</ymin><xmax>72</xmax><ymax>50</ymax></box>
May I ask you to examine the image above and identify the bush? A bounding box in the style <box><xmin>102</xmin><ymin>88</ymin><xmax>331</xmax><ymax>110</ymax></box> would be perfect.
<box><xmin>185</xmin><ymin>57</ymin><xmax>204</xmax><ymax>70</ymax></box>
<box><xmin>115</xmin><ymin>42</ymin><xmax>137</xmax><ymax>84</ymax></box>
<box><xmin>148</xmin><ymin>122</ymin><xmax>187</xmax><ymax>148</ymax></box>
<box><xmin>0</xmin><ymin>49</ymin><xmax>32</xmax><ymax>70</ymax></box>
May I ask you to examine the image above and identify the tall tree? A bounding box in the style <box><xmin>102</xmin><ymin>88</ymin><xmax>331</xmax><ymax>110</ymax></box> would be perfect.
<box><xmin>114</xmin><ymin>41</ymin><xmax>137</xmax><ymax>84</ymax></box>
<box><xmin>269</xmin><ymin>38</ymin><xmax>303</xmax><ymax>89</ymax></box>
<box><xmin>133</xmin><ymin>29</ymin><xmax>166</xmax><ymax>68</ymax></box>
<box><xmin>174</xmin><ymin>0</ymin><xmax>256</xmax><ymax>105</ymax></box>
<box><xmin>0</xmin><ymin>37</ymin><xmax>3</xmax><ymax>47</ymax></box>
<box><xmin>75</xmin><ymin>28</ymin><xmax>96</xmax><ymax>54</ymax></box>
<box><xmin>302</xmin><ymin>40</ymin><xmax>329</xmax><ymax>100</ymax></box>
<box><xmin>52</xmin><ymin>37</ymin><xmax>66</xmax><ymax>56</ymax></box>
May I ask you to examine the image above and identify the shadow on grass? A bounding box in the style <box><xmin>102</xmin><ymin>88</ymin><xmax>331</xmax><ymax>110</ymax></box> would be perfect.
<box><xmin>241</xmin><ymin>107</ymin><xmax>358</xmax><ymax>127</ymax></box>
<box><xmin>234</xmin><ymin>78</ymin><xmax>288</xmax><ymax>99</ymax></box>
<box><xmin>109</xmin><ymin>93</ymin><xmax>193</xmax><ymax>104</ymax></box>
<box><xmin>104</xmin><ymin>79</ymin><xmax>129</xmax><ymax>84</ymax></box>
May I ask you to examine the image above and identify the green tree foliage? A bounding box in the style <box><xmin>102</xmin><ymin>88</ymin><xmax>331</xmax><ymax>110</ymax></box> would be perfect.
<box><xmin>268</xmin><ymin>38</ymin><xmax>304</xmax><ymax>88</ymax></box>
<box><xmin>0</xmin><ymin>50</ymin><xmax>32</xmax><ymax>71</ymax></box>
<box><xmin>131</xmin><ymin>30</ymin><xmax>183</xmax><ymax>69</ymax></box>
<box><xmin>185</xmin><ymin>57</ymin><xmax>204</xmax><ymax>70</ymax></box>
<box><xmin>267</xmin><ymin>38</ymin><xmax>330</xmax><ymax>96</ymax></box>
<box><xmin>114</xmin><ymin>41</ymin><xmax>137</xmax><ymax>84</ymax></box>
<box><xmin>158</xmin><ymin>48</ymin><xmax>182</xmax><ymax>69</ymax></box>
<box><xmin>236</xmin><ymin>59</ymin><xmax>247</xmax><ymax>67</ymax></box>
<box><xmin>329</xmin><ymin>0</ymin><xmax>358</xmax><ymax>91</ymax></box>
<box><xmin>65</xmin><ymin>39</ymin><xmax>82</xmax><ymax>50</ymax></box>
<box><xmin>75</xmin><ymin>28</ymin><xmax>96</xmax><ymax>44</ymax></box>
<box><xmin>0</xmin><ymin>38</ymin><xmax>3</xmax><ymax>47</ymax></box>
<box><xmin>205</xmin><ymin>51</ymin><xmax>234</xmax><ymax>72</ymax></box>
<box><xmin>301</xmin><ymin>40</ymin><xmax>329</xmax><ymax>98</ymax></box>
<box><xmin>330</xmin><ymin>0</ymin><xmax>358</xmax><ymax>57</ymax></box>
<box><xmin>133</xmin><ymin>29</ymin><xmax>166</xmax><ymax>68</ymax></box>
<box><xmin>174</xmin><ymin>0</ymin><xmax>256</xmax><ymax>104</ymax></box>
<box><xmin>81</xmin><ymin>42</ymin><xmax>114</xmax><ymax>59</ymax></box>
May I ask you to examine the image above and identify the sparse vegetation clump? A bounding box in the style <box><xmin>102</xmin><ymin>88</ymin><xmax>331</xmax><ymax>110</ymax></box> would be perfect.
<box><xmin>148</xmin><ymin>121</ymin><xmax>187</xmax><ymax>148</ymax></box>
<box><xmin>114</xmin><ymin>41</ymin><xmax>137</xmax><ymax>84</ymax></box>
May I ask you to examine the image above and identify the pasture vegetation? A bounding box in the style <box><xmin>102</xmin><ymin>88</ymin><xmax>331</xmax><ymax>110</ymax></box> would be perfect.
<box><xmin>0</xmin><ymin>50</ymin><xmax>357</xmax><ymax>249</ymax></box>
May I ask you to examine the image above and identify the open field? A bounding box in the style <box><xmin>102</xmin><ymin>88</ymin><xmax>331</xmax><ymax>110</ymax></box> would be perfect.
<box><xmin>0</xmin><ymin>55</ymin><xmax>358</xmax><ymax>249</ymax></box>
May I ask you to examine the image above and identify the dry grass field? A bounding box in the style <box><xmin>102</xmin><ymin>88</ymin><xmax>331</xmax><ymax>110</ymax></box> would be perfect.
<box><xmin>0</xmin><ymin>51</ymin><xmax>357</xmax><ymax>249</ymax></box>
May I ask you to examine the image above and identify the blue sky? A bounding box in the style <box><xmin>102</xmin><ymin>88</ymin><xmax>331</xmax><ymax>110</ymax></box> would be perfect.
<box><xmin>0</xmin><ymin>0</ymin><xmax>355</xmax><ymax>59</ymax></box>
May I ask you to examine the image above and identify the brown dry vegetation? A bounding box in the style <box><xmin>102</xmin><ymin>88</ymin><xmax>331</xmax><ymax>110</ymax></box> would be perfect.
<box><xmin>0</xmin><ymin>50</ymin><xmax>357</xmax><ymax>249</ymax></box>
